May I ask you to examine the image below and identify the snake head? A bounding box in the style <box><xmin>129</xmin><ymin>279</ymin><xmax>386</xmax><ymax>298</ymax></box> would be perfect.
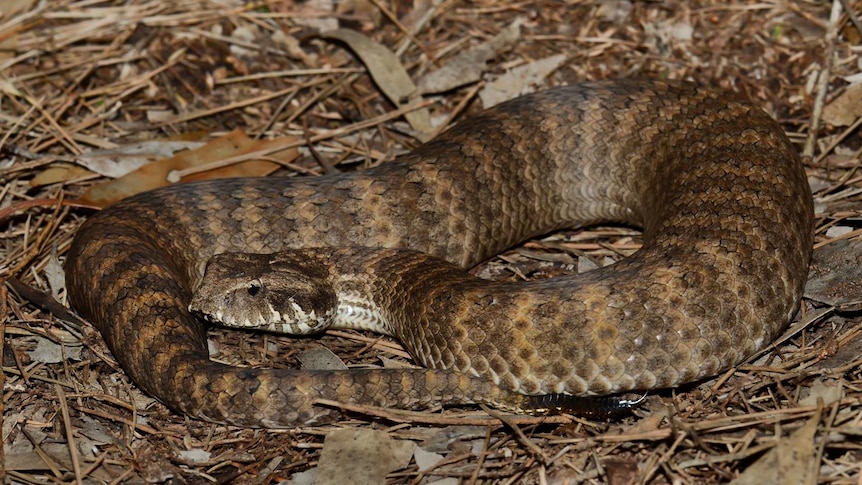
<box><xmin>189</xmin><ymin>252</ymin><xmax>338</xmax><ymax>335</ymax></box>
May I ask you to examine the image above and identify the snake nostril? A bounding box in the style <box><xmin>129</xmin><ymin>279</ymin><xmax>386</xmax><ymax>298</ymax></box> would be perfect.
<box><xmin>248</xmin><ymin>281</ymin><xmax>261</xmax><ymax>297</ymax></box>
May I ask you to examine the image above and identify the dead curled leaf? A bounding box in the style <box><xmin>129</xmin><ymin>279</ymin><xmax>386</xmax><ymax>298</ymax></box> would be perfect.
<box><xmin>297</xmin><ymin>347</ymin><xmax>348</xmax><ymax>370</ymax></box>
<box><xmin>76</xmin><ymin>130</ymin><xmax>298</xmax><ymax>208</ymax></box>
<box><xmin>417</xmin><ymin>18</ymin><xmax>523</xmax><ymax>94</ymax></box>
<box><xmin>729</xmin><ymin>412</ymin><xmax>820</xmax><ymax>485</ymax></box>
<box><xmin>478</xmin><ymin>53</ymin><xmax>568</xmax><ymax>108</ymax></box>
<box><xmin>319</xmin><ymin>28</ymin><xmax>433</xmax><ymax>138</ymax></box>
<box><xmin>799</xmin><ymin>379</ymin><xmax>844</xmax><ymax>407</ymax></box>
<box><xmin>315</xmin><ymin>428</ymin><xmax>414</xmax><ymax>485</ymax></box>
<box><xmin>805</xmin><ymin>238</ymin><xmax>862</xmax><ymax>311</ymax></box>
<box><xmin>822</xmin><ymin>82</ymin><xmax>862</xmax><ymax>127</ymax></box>
<box><xmin>30</xmin><ymin>164</ymin><xmax>93</xmax><ymax>187</ymax></box>
<box><xmin>74</xmin><ymin>141</ymin><xmax>207</xmax><ymax>178</ymax></box>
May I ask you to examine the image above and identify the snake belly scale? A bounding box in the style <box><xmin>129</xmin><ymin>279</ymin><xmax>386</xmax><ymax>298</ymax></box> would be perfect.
<box><xmin>65</xmin><ymin>80</ymin><xmax>813</xmax><ymax>427</ymax></box>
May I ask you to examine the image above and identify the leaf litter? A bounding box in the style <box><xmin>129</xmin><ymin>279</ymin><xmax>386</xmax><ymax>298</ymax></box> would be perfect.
<box><xmin>77</xmin><ymin>129</ymin><xmax>299</xmax><ymax>207</ymax></box>
<box><xmin>0</xmin><ymin>1</ymin><xmax>860</xmax><ymax>484</ymax></box>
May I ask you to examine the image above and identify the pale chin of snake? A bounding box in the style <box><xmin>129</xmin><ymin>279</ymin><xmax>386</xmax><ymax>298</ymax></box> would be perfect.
<box><xmin>65</xmin><ymin>79</ymin><xmax>814</xmax><ymax>428</ymax></box>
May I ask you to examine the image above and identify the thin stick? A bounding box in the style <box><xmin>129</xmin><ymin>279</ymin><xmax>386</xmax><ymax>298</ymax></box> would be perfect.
<box><xmin>804</xmin><ymin>0</ymin><xmax>842</xmax><ymax>158</ymax></box>
<box><xmin>55</xmin><ymin>384</ymin><xmax>83</xmax><ymax>484</ymax></box>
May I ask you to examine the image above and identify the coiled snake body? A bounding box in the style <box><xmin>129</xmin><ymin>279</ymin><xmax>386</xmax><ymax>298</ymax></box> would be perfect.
<box><xmin>66</xmin><ymin>80</ymin><xmax>813</xmax><ymax>427</ymax></box>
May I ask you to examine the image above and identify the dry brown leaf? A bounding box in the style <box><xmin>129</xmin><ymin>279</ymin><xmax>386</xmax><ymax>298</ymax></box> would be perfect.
<box><xmin>479</xmin><ymin>53</ymin><xmax>568</xmax><ymax>107</ymax></box>
<box><xmin>618</xmin><ymin>409</ymin><xmax>665</xmax><ymax>436</ymax></box>
<box><xmin>799</xmin><ymin>379</ymin><xmax>844</xmax><ymax>407</ymax></box>
<box><xmin>26</xmin><ymin>337</ymin><xmax>82</xmax><ymax>364</ymax></box>
<box><xmin>30</xmin><ymin>164</ymin><xmax>94</xmax><ymax>187</ymax></box>
<box><xmin>822</xmin><ymin>82</ymin><xmax>862</xmax><ymax>127</ymax></box>
<box><xmin>412</xmin><ymin>446</ymin><xmax>444</xmax><ymax>475</ymax></box>
<box><xmin>320</xmin><ymin>28</ymin><xmax>433</xmax><ymax>138</ymax></box>
<box><xmin>805</xmin><ymin>239</ymin><xmax>862</xmax><ymax>311</ymax></box>
<box><xmin>729</xmin><ymin>413</ymin><xmax>820</xmax><ymax>485</ymax></box>
<box><xmin>77</xmin><ymin>130</ymin><xmax>298</xmax><ymax>208</ymax></box>
<box><xmin>417</xmin><ymin>18</ymin><xmax>523</xmax><ymax>94</ymax></box>
<box><xmin>315</xmin><ymin>428</ymin><xmax>415</xmax><ymax>485</ymax></box>
<box><xmin>74</xmin><ymin>141</ymin><xmax>206</xmax><ymax>178</ymax></box>
<box><xmin>298</xmin><ymin>347</ymin><xmax>348</xmax><ymax>370</ymax></box>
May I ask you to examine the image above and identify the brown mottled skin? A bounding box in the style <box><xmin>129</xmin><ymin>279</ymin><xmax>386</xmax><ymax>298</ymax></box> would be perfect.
<box><xmin>65</xmin><ymin>80</ymin><xmax>813</xmax><ymax>428</ymax></box>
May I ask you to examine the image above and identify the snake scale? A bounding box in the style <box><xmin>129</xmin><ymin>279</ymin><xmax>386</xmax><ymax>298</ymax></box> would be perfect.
<box><xmin>65</xmin><ymin>80</ymin><xmax>814</xmax><ymax>428</ymax></box>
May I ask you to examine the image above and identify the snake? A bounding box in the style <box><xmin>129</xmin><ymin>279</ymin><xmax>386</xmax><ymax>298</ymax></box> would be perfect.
<box><xmin>65</xmin><ymin>80</ymin><xmax>814</xmax><ymax>428</ymax></box>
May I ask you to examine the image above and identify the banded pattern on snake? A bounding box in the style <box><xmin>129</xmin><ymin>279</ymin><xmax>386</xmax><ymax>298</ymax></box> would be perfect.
<box><xmin>65</xmin><ymin>80</ymin><xmax>813</xmax><ymax>427</ymax></box>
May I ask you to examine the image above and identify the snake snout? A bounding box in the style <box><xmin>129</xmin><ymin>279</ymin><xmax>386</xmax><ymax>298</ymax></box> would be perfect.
<box><xmin>192</xmin><ymin>252</ymin><xmax>340</xmax><ymax>335</ymax></box>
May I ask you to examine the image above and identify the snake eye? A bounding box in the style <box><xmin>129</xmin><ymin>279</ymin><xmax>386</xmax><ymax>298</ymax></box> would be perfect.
<box><xmin>248</xmin><ymin>280</ymin><xmax>261</xmax><ymax>297</ymax></box>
